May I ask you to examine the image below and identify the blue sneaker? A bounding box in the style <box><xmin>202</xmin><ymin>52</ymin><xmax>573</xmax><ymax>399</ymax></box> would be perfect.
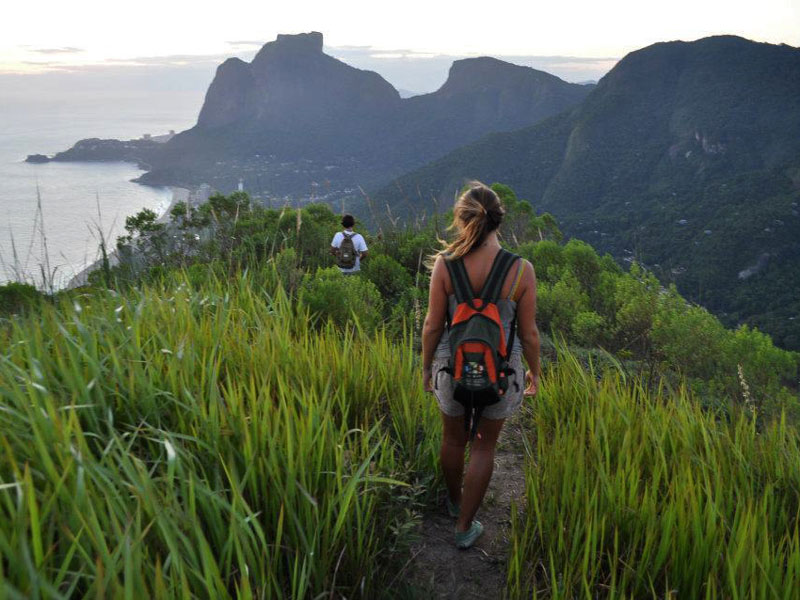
<box><xmin>446</xmin><ymin>497</ymin><xmax>460</xmax><ymax>518</ymax></box>
<box><xmin>455</xmin><ymin>520</ymin><xmax>484</xmax><ymax>549</ymax></box>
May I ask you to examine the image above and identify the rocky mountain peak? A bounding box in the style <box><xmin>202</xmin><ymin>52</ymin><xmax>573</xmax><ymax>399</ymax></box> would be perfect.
<box><xmin>275</xmin><ymin>31</ymin><xmax>323</xmax><ymax>53</ymax></box>
<box><xmin>436</xmin><ymin>56</ymin><xmax>567</xmax><ymax>96</ymax></box>
<box><xmin>197</xmin><ymin>31</ymin><xmax>399</xmax><ymax>129</ymax></box>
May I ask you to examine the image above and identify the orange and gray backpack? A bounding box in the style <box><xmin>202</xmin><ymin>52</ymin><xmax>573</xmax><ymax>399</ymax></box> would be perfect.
<box><xmin>337</xmin><ymin>232</ymin><xmax>357</xmax><ymax>269</ymax></box>
<box><xmin>439</xmin><ymin>249</ymin><xmax>521</xmax><ymax>438</ymax></box>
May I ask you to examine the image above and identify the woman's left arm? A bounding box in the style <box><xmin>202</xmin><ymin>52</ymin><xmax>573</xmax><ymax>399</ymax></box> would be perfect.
<box><xmin>422</xmin><ymin>255</ymin><xmax>448</xmax><ymax>391</ymax></box>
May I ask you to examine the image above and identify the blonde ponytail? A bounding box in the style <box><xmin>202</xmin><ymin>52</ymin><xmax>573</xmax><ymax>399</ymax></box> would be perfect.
<box><xmin>428</xmin><ymin>181</ymin><xmax>505</xmax><ymax>267</ymax></box>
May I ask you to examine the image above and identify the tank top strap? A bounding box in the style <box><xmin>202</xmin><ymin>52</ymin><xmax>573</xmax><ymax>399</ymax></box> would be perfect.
<box><xmin>508</xmin><ymin>258</ymin><xmax>525</xmax><ymax>302</ymax></box>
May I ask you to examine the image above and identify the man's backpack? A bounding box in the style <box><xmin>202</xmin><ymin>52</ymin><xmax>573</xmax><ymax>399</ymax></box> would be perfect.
<box><xmin>337</xmin><ymin>232</ymin><xmax>357</xmax><ymax>269</ymax></box>
<box><xmin>440</xmin><ymin>249</ymin><xmax>520</xmax><ymax>438</ymax></box>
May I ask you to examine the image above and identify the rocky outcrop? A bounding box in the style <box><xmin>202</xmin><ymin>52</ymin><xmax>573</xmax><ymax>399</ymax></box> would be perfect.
<box><xmin>197</xmin><ymin>31</ymin><xmax>400</xmax><ymax>129</ymax></box>
<box><xmin>46</xmin><ymin>138</ymin><xmax>162</xmax><ymax>167</ymax></box>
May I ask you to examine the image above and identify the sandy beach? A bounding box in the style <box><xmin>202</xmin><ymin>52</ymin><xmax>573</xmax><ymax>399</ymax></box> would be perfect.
<box><xmin>156</xmin><ymin>186</ymin><xmax>190</xmax><ymax>224</ymax></box>
<box><xmin>66</xmin><ymin>186</ymin><xmax>192</xmax><ymax>289</ymax></box>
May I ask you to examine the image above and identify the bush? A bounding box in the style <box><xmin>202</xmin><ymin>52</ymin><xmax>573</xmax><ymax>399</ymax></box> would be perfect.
<box><xmin>652</xmin><ymin>291</ymin><xmax>727</xmax><ymax>379</ymax></box>
<box><xmin>273</xmin><ymin>247</ymin><xmax>304</xmax><ymax>294</ymax></box>
<box><xmin>362</xmin><ymin>254</ymin><xmax>413</xmax><ymax>302</ymax></box>
<box><xmin>300</xmin><ymin>267</ymin><xmax>384</xmax><ymax>332</ymax></box>
<box><xmin>563</xmin><ymin>239</ymin><xmax>602</xmax><ymax>291</ymax></box>
<box><xmin>614</xmin><ymin>264</ymin><xmax>660</xmax><ymax>352</ymax></box>
<box><xmin>185</xmin><ymin>261</ymin><xmax>226</xmax><ymax>289</ymax></box>
<box><xmin>537</xmin><ymin>272</ymin><xmax>589</xmax><ymax>335</ymax></box>
<box><xmin>387</xmin><ymin>286</ymin><xmax>428</xmax><ymax>339</ymax></box>
<box><xmin>0</xmin><ymin>282</ymin><xmax>41</xmax><ymax>315</ymax></box>
<box><xmin>572</xmin><ymin>311</ymin><xmax>608</xmax><ymax>347</ymax></box>
<box><xmin>526</xmin><ymin>240</ymin><xmax>565</xmax><ymax>283</ymax></box>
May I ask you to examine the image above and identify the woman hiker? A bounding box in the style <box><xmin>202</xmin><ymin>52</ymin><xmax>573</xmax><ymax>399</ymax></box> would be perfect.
<box><xmin>422</xmin><ymin>181</ymin><xmax>541</xmax><ymax>549</ymax></box>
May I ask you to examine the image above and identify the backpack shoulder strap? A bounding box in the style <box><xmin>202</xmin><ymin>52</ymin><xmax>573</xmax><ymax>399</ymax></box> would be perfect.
<box><xmin>508</xmin><ymin>258</ymin><xmax>525</xmax><ymax>301</ymax></box>
<box><xmin>444</xmin><ymin>256</ymin><xmax>473</xmax><ymax>306</ymax></box>
<box><xmin>480</xmin><ymin>249</ymin><xmax>518</xmax><ymax>303</ymax></box>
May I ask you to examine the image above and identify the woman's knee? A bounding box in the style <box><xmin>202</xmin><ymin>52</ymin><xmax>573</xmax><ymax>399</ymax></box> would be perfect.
<box><xmin>442</xmin><ymin>430</ymin><xmax>468</xmax><ymax>450</ymax></box>
<box><xmin>471</xmin><ymin>417</ymin><xmax>505</xmax><ymax>452</ymax></box>
<box><xmin>441</xmin><ymin>411</ymin><xmax>469</xmax><ymax>448</ymax></box>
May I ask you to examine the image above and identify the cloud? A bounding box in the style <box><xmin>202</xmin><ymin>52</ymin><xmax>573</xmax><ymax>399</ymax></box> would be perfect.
<box><xmin>20</xmin><ymin>60</ymin><xmax>64</xmax><ymax>66</ymax></box>
<box><xmin>30</xmin><ymin>47</ymin><xmax>85</xmax><ymax>54</ymax></box>
<box><xmin>102</xmin><ymin>52</ymin><xmax>245</xmax><ymax>67</ymax></box>
<box><xmin>2</xmin><ymin>43</ymin><xmax>618</xmax><ymax>94</ymax></box>
<box><xmin>226</xmin><ymin>40</ymin><xmax>264</xmax><ymax>47</ymax></box>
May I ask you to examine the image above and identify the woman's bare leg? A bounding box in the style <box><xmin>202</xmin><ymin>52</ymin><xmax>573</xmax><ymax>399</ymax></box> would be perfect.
<box><xmin>456</xmin><ymin>417</ymin><xmax>505</xmax><ymax>532</ymax></box>
<box><xmin>440</xmin><ymin>412</ymin><xmax>468</xmax><ymax>506</ymax></box>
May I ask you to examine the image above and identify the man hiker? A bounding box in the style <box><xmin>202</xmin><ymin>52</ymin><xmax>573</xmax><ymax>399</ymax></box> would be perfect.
<box><xmin>330</xmin><ymin>214</ymin><xmax>368</xmax><ymax>274</ymax></box>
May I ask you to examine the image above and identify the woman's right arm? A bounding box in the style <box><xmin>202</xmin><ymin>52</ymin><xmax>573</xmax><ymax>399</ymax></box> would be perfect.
<box><xmin>515</xmin><ymin>260</ymin><xmax>541</xmax><ymax>396</ymax></box>
<box><xmin>422</xmin><ymin>255</ymin><xmax>448</xmax><ymax>391</ymax></box>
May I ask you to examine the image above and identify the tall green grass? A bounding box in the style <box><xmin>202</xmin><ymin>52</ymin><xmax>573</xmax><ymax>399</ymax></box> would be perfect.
<box><xmin>0</xmin><ymin>269</ymin><xmax>438</xmax><ymax>598</ymax></box>
<box><xmin>4</xmin><ymin>264</ymin><xmax>800</xmax><ymax>599</ymax></box>
<box><xmin>509</xmin><ymin>351</ymin><xmax>800</xmax><ymax>598</ymax></box>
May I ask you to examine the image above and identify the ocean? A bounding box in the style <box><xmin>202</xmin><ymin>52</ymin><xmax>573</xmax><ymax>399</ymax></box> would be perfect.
<box><xmin>0</xmin><ymin>90</ymin><xmax>202</xmax><ymax>287</ymax></box>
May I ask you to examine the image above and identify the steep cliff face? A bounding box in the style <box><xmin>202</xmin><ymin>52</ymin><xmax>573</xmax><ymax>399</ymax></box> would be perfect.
<box><xmin>197</xmin><ymin>58</ymin><xmax>257</xmax><ymax>128</ymax></box>
<box><xmin>197</xmin><ymin>31</ymin><xmax>400</xmax><ymax>130</ymax></box>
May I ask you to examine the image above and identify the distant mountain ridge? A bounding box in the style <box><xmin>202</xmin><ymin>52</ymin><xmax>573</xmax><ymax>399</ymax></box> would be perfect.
<box><xmin>378</xmin><ymin>35</ymin><xmax>800</xmax><ymax>348</ymax></box>
<box><xmin>129</xmin><ymin>32</ymin><xmax>592</xmax><ymax>194</ymax></box>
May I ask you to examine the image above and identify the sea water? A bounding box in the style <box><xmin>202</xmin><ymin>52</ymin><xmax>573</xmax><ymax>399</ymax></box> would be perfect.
<box><xmin>0</xmin><ymin>90</ymin><xmax>202</xmax><ymax>287</ymax></box>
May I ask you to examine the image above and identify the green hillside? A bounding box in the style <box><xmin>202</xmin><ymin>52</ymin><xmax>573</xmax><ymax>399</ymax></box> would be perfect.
<box><xmin>376</xmin><ymin>36</ymin><xmax>800</xmax><ymax>349</ymax></box>
<box><xmin>1</xmin><ymin>187</ymin><xmax>799</xmax><ymax>597</ymax></box>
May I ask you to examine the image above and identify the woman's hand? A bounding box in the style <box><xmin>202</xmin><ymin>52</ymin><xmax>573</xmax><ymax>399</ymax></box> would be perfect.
<box><xmin>423</xmin><ymin>367</ymin><xmax>434</xmax><ymax>393</ymax></box>
<box><xmin>524</xmin><ymin>369</ymin><xmax>539</xmax><ymax>397</ymax></box>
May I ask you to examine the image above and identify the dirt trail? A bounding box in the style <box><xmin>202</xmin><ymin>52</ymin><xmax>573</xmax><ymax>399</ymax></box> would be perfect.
<box><xmin>403</xmin><ymin>406</ymin><xmax>532</xmax><ymax>599</ymax></box>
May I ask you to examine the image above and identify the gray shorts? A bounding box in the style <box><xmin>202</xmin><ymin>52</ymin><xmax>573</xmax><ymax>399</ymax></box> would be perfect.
<box><xmin>431</xmin><ymin>353</ymin><xmax>525</xmax><ymax>420</ymax></box>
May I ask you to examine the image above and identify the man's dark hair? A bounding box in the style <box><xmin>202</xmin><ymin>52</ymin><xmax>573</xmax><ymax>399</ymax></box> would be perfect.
<box><xmin>342</xmin><ymin>214</ymin><xmax>355</xmax><ymax>228</ymax></box>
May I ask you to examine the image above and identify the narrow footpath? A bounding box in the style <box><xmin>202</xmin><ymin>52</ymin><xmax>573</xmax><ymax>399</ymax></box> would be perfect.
<box><xmin>402</xmin><ymin>406</ymin><xmax>533</xmax><ymax>599</ymax></box>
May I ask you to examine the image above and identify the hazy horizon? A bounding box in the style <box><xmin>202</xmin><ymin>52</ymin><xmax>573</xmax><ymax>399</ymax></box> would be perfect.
<box><xmin>0</xmin><ymin>43</ymin><xmax>614</xmax><ymax>110</ymax></box>
<box><xmin>4</xmin><ymin>0</ymin><xmax>798</xmax><ymax>74</ymax></box>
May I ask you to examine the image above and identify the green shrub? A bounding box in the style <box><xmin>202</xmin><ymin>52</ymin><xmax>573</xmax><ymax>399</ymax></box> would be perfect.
<box><xmin>537</xmin><ymin>271</ymin><xmax>589</xmax><ymax>335</ymax></box>
<box><xmin>387</xmin><ymin>286</ymin><xmax>427</xmax><ymax>340</ymax></box>
<box><xmin>614</xmin><ymin>264</ymin><xmax>660</xmax><ymax>351</ymax></box>
<box><xmin>273</xmin><ymin>247</ymin><xmax>303</xmax><ymax>294</ymax></box>
<box><xmin>572</xmin><ymin>310</ymin><xmax>608</xmax><ymax>347</ymax></box>
<box><xmin>526</xmin><ymin>240</ymin><xmax>565</xmax><ymax>283</ymax></box>
<box><xmin>300</xmin><ymin>267</ymin><xmax>384</xmax><ymax>332</ymax></box>
<box><xmin>362</xmin><ymin>254</ymin><xmax>413</xmax><ymax>302</ymax></box>
<box><xmin>0</xmin><ymin>282</ymin><xmax>41</xmax><ymax>315</ymax></box>
<box><xmin>563</xmin><ymin>239</ymin><xmax>601</xmax><ymax>290</ymax></box>
<box><xmin>652</xmin><ymin>290</ymin><xmax>727</xmax><ymax>379</ymax></box>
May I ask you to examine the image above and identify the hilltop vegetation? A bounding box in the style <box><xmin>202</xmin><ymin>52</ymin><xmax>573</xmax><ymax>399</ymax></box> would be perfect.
<box><xmin>1</xmin><ymin>185</ymin><xmax>799</xmax><ymax>597</ymax></box>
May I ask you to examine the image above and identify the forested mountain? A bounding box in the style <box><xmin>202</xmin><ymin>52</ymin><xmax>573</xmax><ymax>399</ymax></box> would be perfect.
<box><xmin>133</xmin><ymin>32</ymin><xmax>592</xmax><ymax>194</ymax></box>
<box><xmin>377</xmin><ymin>36</ymin><xmax>800</xmax><ymax>348</ymax></box>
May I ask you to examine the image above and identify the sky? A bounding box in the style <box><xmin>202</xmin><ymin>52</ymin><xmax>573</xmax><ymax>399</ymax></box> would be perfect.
<box><xmin>1</xmin><ymin>0</ymin><xmax>798</xmax><ymax>92</ymax></box>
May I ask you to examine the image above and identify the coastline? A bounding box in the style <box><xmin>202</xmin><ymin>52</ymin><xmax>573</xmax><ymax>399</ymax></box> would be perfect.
<box><xmin>156</xmin><ymin>186</ymin><xmax>190</xmax><ymax>224</ymax></box>
<box><xmin>65</xmin><ymin>185</ymin><xmax>191</xmax><ymax>289</ymax></box>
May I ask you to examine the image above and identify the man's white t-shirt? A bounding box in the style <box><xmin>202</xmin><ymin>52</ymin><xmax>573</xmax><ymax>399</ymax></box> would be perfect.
<box><xmin>331</xmin><ymin>230</ymin><xmax>368</xmax><ymax>273</ymax></box>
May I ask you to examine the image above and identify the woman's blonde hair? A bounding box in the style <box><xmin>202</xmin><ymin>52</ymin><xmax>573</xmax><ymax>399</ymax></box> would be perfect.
<box><xmin>432</xmin><ymin>181</ymin><xmax>505</xmax><ymax>264</ymax></box>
